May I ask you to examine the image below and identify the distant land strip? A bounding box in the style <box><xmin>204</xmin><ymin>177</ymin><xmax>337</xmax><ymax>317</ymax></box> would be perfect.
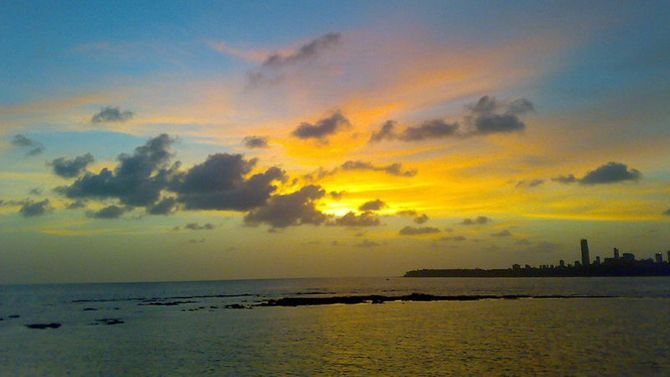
<box><xmin>259</xmin><ymin>293</ymin><xmax>618</xmax><ymax>307</ymax></box>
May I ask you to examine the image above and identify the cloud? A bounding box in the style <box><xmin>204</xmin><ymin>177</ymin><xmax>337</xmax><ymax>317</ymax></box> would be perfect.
<box><xmin>579</xmin><ymin>162</ymin><xmax>641</xmax><ymax>185</ymax></box>
<box><xmin>91</xmin><ymin>107</ymin><xmax>134</xmax><ymax>123</ymax></box>
<box><xmin>242</xmin><ymin>136</ymin><xmax>269</xmax><ymax>149</ymax></box>
<box><xmin>461</xmin><ymin>216</ymin><xmax>491</xmax><ymax>225</ymax></box>
<box><xmin>354</xmin><ymin>239</ymin><xmax>380</xmax><ymax>248</ymax></box>
<box><xmin>358</xmin><ymin>199</ymin><xmax>386</xmax><ymax>212</ymax></box>
<box><xmin>50</xmin><ymin>153</ymin><xmax>95</xmax><ymax>178</ymax></box>
<box><xmin>332</xmin><ymin>211</ymin><xmax>380</xmax><ymax>227</ymax></box>
<box><xmin>491</xmin><ymin>229</ymin><xmax>512</xmax><ymax>237</ymax></box>
<box><xmin>399</xmin><ymin>119</ymin><xmax>460</xmax><ymax>141</ymax></box>
<box><xmin>466</xmin><ymin>96</ymin><xmax>532</xmax><ymax>135</ymax></box>
<box><xmin>188</xmin><ymin>238</ymin><xmax>206</xmax><ymax>244</ymax></box>
<box><xmin>515</xmin><ymin>179</ymin><xmax>544</xmax><ymax>188</ymax></box>
<box><xmin>28</xmin><ymin>188</ymin><xmax>43</xmax><ymax>195</ymax></box>
<box><xmin>182</xmin><ymin>222</ymin><xmax>216</xmax><ymax>231</ymax></box>
<box><xmin>244</xmin><ymin>185</ymin><xmax>327</xmax><ymax>228</ymax></box>
<box><xmin>86</xmin><ymin>205</ymin><xmax>128</xmax><ymax>219</ymax></box>
<box><xmin>308</xmin><ymin>160</ymin><xmax>417</xmax><ymax>180</ymax></box>
<box><xmin>173</xmin><ymin>154</ymin><xmax>286</xmax><ymax>211</ymax></box>
<box><xmin>248</xmin><ymin>32</ymin><xmax>341</xmax><ymax>86</ymax></box>
<box><xmin>369</xmin><ymin>120</ymin><xmax>397</xmax><ymax>143</ymax></box>
<box><xmin>369</xmin><ymin>119</ymin><xmax>458</xmax><ymax>142</ymax></box>
<box><xmin>291</xmin><ymin>111</ymin><xmax>351</xmax><ymax>141</ymax></box>
<box><xmin>551</xmin><ymin>174</ymin><xmax>577</xmax><ymax>184</ymax></box>
<box><xmin>19</xmin><ymin>199</ymin><xmax>51</xmax><ymax>217</ymax></box>
<box><xmin>341</xmin><ymin>160</ymin><xmax>417</xmax><ymax>177</ymax></box>
<box><xmin>369</xmin><ymin>95</ymin><xmax>533</xmax><ymax>143</ymax></box>
<box><xmin>11</xmin><ymin>134</ymin><xmax>45</xmax><ymax>156</ymax></box>
<box><xmin>263</xmin><ymin>33</ymin><xmax>341</xmax><ymax>68</ymax></box>
<box><xmin>414</xmin><ymin>214</ymin><xmax>429</xmax><ymax>224</ymax></box>
<box><xmin>440</xmin><ymin>236</ymin><xmax>467</xmax><ymax>241</ymax></box>
<box><xmin>66</xmin><ymin>200</ymin><xmax>87</xmax><ymax>210</ymax></box>
<box><xmin>399</xmin><ymin>226</ymin><xmax>440</xmax><ymax>235</ymax></box>
<box><xmin>330</xmin><ymin>191</ymin><xmax>344</xmax><ymax>200</ymax></box>
<box><xmin>146</xmin><ymin>197</ymin><xmax>178</xmax><ymax>215</ymax></box>
<box><xmin>396</xmin><ymin>210</ymin><xmax>429</xmax><ymax>224</ymax></box>
<box><xmin>60</xmin><ymin>134</ymin><xmax>177</xmax><ymax>207</ymax></box>
<box><xmin>664</xmin><ymin>209</ymin><xmax>670</xmax><ymax>216</ymax></box>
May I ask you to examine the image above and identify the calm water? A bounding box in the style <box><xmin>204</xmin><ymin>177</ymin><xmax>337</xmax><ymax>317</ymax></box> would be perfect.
<box><xmin>1</xmin><ymin>277</ymin><xmax>669</xmax><ymax>376</ymax></box>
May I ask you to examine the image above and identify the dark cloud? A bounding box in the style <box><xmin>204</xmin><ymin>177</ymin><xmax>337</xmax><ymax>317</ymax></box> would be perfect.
<box><xmin>146</xmin><ymin>197</ymin><xmax>178</xmax><ymax>215</ymax></box>
<box><xmin>86</xmin><ymin>205</ymin><xmax>128</xmax><ymax>219</ymax></box>
<box><xmin>263</xmin><ymin>33</ymin><xmax>340</xmax><ymax>69</ymax></box>
<box><xmin>467</xmin><ymin>96</ymin><xmax>532</xmax><ymax>135</ymax></box>
<box><xmin>28</xmin><ymin>188</ymin><xmax>43</xmax><ymax>195</ymax></box>
<box><xmin>66</xmin><ymin>200</ymin><xmax>87</xmax><ymax>209</ymax></box>
<box><xmin>244</xmin><ymin>185</ymin><xmax>327</xmax><ymax>228</ymax></box>
<box><xmin>19</xmin><ymin>199</ymin><xmax>50</xmax><ymax>217</ymax></box>
<box><xmin>358</xmin><ymin>199</ymin><xmax>386</xmax><ymax>212</ymax></box>
<box><xmin>91</xmin><ymin>107</ymin><xmax>134</xmax><ymax>123</ymax></box>
<box><xmin>61</xmin><ymin>134</ymin><xmax>177</xmax><ymax>207</ymax></box>
<box><xmin>461</xmin><ymin>216</ymin><xmax>491</xmax><ymax>225</ymax></box>
<box><xmin>399</xmin><ymin>226</ymin><xmax>440</xmax><ymax>236</ymax></box>
<box><xmin>332</xmin><ymin>211</ymin><xmax>380</xmax><ymax>227</ymax></box>
<box><xmin>292</xmin><ymin>111</ymin><xmax>351</xmax><ymax>141</ymax></box>
<box><xmin>354</xmin><ymin>239</ymin><xmax>381</xmax><ymax>248</ymax></box>
<box><xmin>664</xmin><ymin>209</ymin><xmax>670</xmax><ymax>216</ymax></box>
<box><xmin>340</xmin><ymin>160</ymin><xmax>416</xmax><ymax>177</ymax></box>
<box><xmin>440</xmin><ymin>235</ymin><xmax>467</xmax><ymax>241</ymax></box>
<box><xmin>369</xmin><ymin>120</ymin><xmax>397</xmax><ymax>143</ymax></box>
<box><xmin>184</xmin><ymin>222</ymin><xmax>216</xmax><ymax>231</ymax></box>
<box><xmin>400</xmin><ymin>119</ymin><xmax>459</xmax><ymax>141</ymax></box>
<box><xmin>516</xmin><ymin>179</ymin><xmax>544</xmax><ymax>188</ymax></box>
<box><xmin>50</xmin><ymin>153</ymin><xmax>95</xmax><ymax>178</ymax></box>
<box><xmin>414</xmin><ymin>214</ymin><xmax>429</xmax><ymax>224</ymax></box>
<box><xmin>330</xmin><ymin>191</ymin><xmax>344</xmax><ymax>200</ymax></box>
<box><xmin>11</xmin><ymin>134</ymin><xmax>45</xmax><ymax>156</ymax></box>
<box><xmin>369</xmin><ymin>95</ymin><xmax>533</xmax><ymax>143</ymax></box>
<box><xmin>579</xmin><ymin>162</ymin><xmax>641</xmax><ymax>185</ymax></box>
<box><xmin>242</xmin><ymin>136</ymin><xmax>269</xmax><ymax>149</ymax></box>
<box><xmin>396</xmin><ymin>210</ymin><xmax>429</xmax><ymax>224</ymax></box>
<box><xmin>173</xmin><ymin>154</ymin><xmax>285</xmax><ymax>211</ymax></box>
<box><xmin>551</xmin><ymin>174</ymin><xmax>577</xmax><ymax>184</ymax></box>
<box><xmin>249</xmin><ymin>33</ymin><xmax>341</xmax><ymax>86</ymax></box>
<box><xmin>491</xmin><ymin>229</ymin><xmax>512</xmax><ymax>237</ymax></box>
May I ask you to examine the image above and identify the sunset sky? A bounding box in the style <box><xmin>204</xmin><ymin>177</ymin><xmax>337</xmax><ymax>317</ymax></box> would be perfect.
<box><xmin>1</xmin><ymin>1</ymin><xmax>669</xmax><ymax>283</ymax></box>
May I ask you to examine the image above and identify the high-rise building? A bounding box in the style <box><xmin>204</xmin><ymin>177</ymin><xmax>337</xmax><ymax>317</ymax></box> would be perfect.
<box><xmin>580</xmin><ymin>239</ymin><xmax>590</xmax><ymax>267</ymax></box>
<box><xmin>613</xmin><ymin>248</ymin><xmax>620</xmax><ymax>259</ymax></box>
<box><xmin>559</xmin><ymin>259</ymin><xmax>565</xmax><ymax>267</ymax></box>
<box><xmin>655</xmin><ymin>252</ymin><xmax>663</xmax><ymax>264</ymax></box>
<box><xmin>667</xmin><ymin>251</ymin><xmax>670</xmax><ymax>264</ymax></box>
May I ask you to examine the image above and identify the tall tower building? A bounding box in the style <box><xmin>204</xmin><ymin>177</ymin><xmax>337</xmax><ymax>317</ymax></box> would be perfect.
<box><xmin>613</xmin><ymin>248</ymin><xmax>620</xmax><ymax>259</ymax></box>
<box><xmin>580</xmin><ymin>239</ymin><xmax>590</xmax><ymax>268</ymax></box>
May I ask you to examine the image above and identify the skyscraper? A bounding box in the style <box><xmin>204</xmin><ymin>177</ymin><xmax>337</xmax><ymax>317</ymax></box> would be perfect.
<box><xmin>613</xmin><ymin>248</ymin><xmax>620</xmax><ymax>259</ymax></box>
<box><xmin>580</xmin><ymin>239</ymin><xmax>590</xmax><ymax>268</ymax></box>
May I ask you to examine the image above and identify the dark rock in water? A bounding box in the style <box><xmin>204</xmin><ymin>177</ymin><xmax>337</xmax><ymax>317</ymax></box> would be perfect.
<box><xmin>83</xmin><ymin>307</ymin><xmax>98</xmax><ymax>311</ymax></box>
<box><xmin>259</xmin><ymin>292</ymin><xmax>616</xmax><ymax>307</ymax></box>
<box><xmin>224</xmin><ymin>304</ymin><xmax>251</xmax><ymax>310</ymax></box>
<box><xmin>209</xmin><ymin>305</ymin><xmax>219</xmax><ymax>309</ymax></box>
<box><xmin>0</xmin><ymin>318</ymin><xmax>4</xmax><ymax>321</ymax></box>
<box><xmin>139</xmin><ymin>300</ymin><xmax>197</xmax><ymax>306</ymax></box>
<box><xmin>8</xmin><ymin>314</ymin><xmax>20</xmax><ymax>319</ymax></box>
<box><xmin>26</xmin><ymin>323</ymin><xmax>61</xmax><ymax>329</ymax></box>
<box><xmin>93</xmin><ymin>318</ymin><xmax>124</xmax><ymax>325</ymax></box>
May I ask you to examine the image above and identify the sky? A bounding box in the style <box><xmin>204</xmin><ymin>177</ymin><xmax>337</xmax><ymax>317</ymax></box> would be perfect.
<box><xmin>1</xmin><ymin>0</ymin><xmax>669</xmax><ymax>284</ymax></box>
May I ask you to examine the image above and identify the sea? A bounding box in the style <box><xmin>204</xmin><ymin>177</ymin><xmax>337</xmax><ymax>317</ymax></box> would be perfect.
<box><xmin>1</xmin><ymin>277</ymin><xmax>669</xmax><ymax>376</ymax></box>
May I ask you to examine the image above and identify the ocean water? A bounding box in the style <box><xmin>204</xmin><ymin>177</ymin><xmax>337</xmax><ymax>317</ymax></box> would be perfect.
<box><xmin>1</xmin><ymin>277</ymin><xmax>669</xmax><ymax>376</ymax></box>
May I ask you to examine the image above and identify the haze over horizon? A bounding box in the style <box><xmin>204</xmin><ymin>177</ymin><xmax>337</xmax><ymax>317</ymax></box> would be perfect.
<box><xmin>1</xmin><ymin>1</ymin><xmax>669</xmax><ymax>284</ymax></box>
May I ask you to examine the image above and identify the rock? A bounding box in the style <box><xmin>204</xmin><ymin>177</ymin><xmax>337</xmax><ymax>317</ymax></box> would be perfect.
<box><xmin>26</xmin><ymin>323</ymin><xmax>61</xmax><ymax>329</ymax></box>
<box><xmin>93</xmin><ymin>318</ymin><xmax>124</xmax><ymax>325</ymax></box>
<box><xmin>8</xmin><ymin>314</ymin><xmax>20</xmax><ymax>319</ymax></box>
<box><xmin>83</xmin><ymin>307</ymin><xmax>98</xmax><ymax>311</ymax></box>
